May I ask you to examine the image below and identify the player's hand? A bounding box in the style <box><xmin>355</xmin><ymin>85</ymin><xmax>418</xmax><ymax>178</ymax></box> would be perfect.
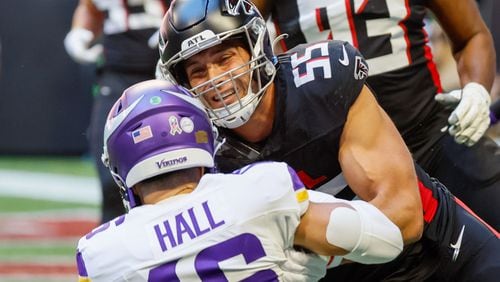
<box><xmin>64</xmin><ymin>28</ymin><xmax>103</xmax><ymax>64</ymax></box>
<box><xmin>435</xmin><ymin>82</ymin><xmax>491</xmax><ymax>146</ymax></box>
<box><xmin>148</xmin><ymin>29</ymin><xmax>160</xmax><ymax>49</ymax></box>
<box><xmin>281</xmin><ymin>248</ymin><xmax>327</xmax><ymax>282</ymax></box>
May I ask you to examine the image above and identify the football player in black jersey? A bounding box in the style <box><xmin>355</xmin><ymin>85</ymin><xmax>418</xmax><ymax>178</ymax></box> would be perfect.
<box><xmin>64</xmin><ymin>0</ymin><xmax>171</xmax><ymax>223</ymax></box>
<box><xmin>157</xmin><ymin>0</ymin><xmax>500</xmax><ymax>280</ymax></box>
<box><xmin>251</xmin><ymin>0</ymin><xmax>500</xmax><ymax>231</ymax></box>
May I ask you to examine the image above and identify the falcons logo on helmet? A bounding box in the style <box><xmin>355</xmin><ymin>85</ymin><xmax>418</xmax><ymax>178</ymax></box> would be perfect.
<box><xmin>354</xmin><ymin>56</ymin><xmax>369</xmax><ymax>80</ymax></box>
<box><xmin>224</xmin><ymin>0</ymin><xmax>255</xmax><ymax>16</ymax></box>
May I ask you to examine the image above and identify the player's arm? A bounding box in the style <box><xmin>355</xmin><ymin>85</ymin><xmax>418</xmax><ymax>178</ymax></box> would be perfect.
<box><xmin>64</xmin><ymin>0</ymin><xmax>104</xmax><ymax>64</ymax></box>
<box><xmin>71</xmin><ymin>0</ymin><xmax>104</xmax><ymax>35</ymax></box>
<box><xmin>251</xmin><ymin>0</ymin><xmax>272</xmax><ymax>19</ymax></box>
<box><xmin>338</xmin><ymin>85</ymin><xmax>423</xmax><ymax>245</ymax></box>
<box><xmin>429</xmin><ymin>0</ymin><xmax>495</xmax><ymax>89</ymax></box>
<box><xmin>429</xmin><ymin>0</ymin><xmax>494</xmax><ymax>146</ymax></box>
<box><xmin>294</xmin><ymin>190</ymin><xmax>403</xmax><ymax>264</ymax></box>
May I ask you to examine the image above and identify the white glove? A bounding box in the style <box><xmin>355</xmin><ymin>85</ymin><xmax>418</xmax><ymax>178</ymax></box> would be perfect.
<box><xmin>64</xmin><ymin>28</ymin><xmax>103</xmax><ymax>64</ymax></box>
<box><xmin>148</xmin><ymin>29</ymin><xmax>160</xmax><ymax>49</ymax></box>
<box><xmin>435</xmin><ymin>82</ymin><xmax>491</xmax><ymax>146</ymax></box>
<box><xmin>281</xmin><ymin>248</ymin><xmax>328</xmax><ymax>282</ymax></box>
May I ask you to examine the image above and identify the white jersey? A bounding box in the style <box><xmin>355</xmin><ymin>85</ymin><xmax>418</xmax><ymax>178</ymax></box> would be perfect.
<box><xmin>91</xmin><ymin>0</ymin><xmax>167</xmax><ymax>35</ymax></box>
<box><xmin>76</xmin><ymin>162</ymin><xmax>309</xmax><ymax>282</ymax></box>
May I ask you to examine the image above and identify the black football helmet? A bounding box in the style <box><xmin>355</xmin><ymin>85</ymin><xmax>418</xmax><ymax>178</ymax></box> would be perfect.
<box><xmin>158</xmin><ymin>0</ymin><xmax>276</xmax><ymax>128</ymax></box>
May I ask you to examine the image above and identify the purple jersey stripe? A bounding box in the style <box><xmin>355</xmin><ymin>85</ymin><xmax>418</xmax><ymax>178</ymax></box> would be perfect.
<box><xmin>76</xmin><ymin>250</ymin><xmax>88</xmax><ymax>277</ymax></box>
<box><xmin>287</xmin><ymin>165</ymin><xmax>305</xmax><ymax>191</ymax></box>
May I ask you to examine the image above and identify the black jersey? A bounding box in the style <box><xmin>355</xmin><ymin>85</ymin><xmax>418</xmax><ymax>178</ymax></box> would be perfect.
<box><xmin>269</xmin><ymin>0</ymin><xmax>449</xmax><ymax>160</ymax></box>
<box><xmin>216</xmin><ymin>40</ymin><xmax>454</xmax><ymax>246</ymax></box>
<box><xmin>92</xmin><ymin>0</ymin><xmax>171</xmax><ymax>72</ymax></box>
<box><xmin>217</xmin><ymin>40</ymin><xmax>363</xmax><ymax>185</ymax></box>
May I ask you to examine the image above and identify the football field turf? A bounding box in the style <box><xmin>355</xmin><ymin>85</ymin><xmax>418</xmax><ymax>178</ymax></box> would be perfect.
<box><xmin>0</xmin><ymin>156</ymin><xmax>100</xmax><ymax>282</ymax></box>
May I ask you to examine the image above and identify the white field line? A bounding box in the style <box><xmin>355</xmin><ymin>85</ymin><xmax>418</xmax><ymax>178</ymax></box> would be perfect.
<box><xmin>0</xmin><ymin>170</ymin><xmax>101</xmax><ymax>205</ymax></box>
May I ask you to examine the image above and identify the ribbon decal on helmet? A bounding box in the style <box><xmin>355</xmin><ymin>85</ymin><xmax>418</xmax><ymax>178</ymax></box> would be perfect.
<box><xmin>169</xmin><ymin>116</ymin><xmax>183</xmax><ymax>135</ymax></box>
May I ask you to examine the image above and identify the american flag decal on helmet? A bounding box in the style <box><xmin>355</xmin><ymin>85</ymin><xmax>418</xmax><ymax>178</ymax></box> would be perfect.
<box><xmin>132</xmin><ymin>125</ymin><xmax>153</xmax><ymax>144</ymax></box>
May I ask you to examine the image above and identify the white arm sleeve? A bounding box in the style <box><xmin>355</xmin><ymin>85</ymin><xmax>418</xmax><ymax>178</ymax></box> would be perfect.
<box><xmin>308</xmin><ymin>190</ymin><xmax>403</xmax><ymax>264</ymax></box>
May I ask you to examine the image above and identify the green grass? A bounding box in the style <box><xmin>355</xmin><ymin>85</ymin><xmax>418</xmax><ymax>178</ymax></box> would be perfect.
<box><xmin>0</xmin><ymin>243</ymin><xmax>76</xmax><ymax>260</ymax></box>
<box><xmin>0</xmin><ymin>156</ymin><xmax>99</xmax><ymax>277</ymax></box>
<box><xmin>0</xmin><ymin>155</ymin><xmax>97</xmax><ymax>177</ymax></box>
<box><xmin>0</xmin><ymin>196</ymin><xmax>98</xmax><ymax>213</ymax></box>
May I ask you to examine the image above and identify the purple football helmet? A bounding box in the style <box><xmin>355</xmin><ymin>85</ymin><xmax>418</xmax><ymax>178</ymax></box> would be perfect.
<box><xmin>102</xmin><ymin>79</ymin><xmax>217</xmax><ymax>211</ymax></box>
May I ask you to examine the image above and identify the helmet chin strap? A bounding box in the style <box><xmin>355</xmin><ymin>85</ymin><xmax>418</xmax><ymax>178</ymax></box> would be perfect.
<box><xmin>210</xmin><ymin>91</ymin><xmax>259</xmax><ymax>128</ymax></box>
<box><xmin>272</xmin><ymin>33</ymin><xmax>289</xmax><ymax>54</ymax></box>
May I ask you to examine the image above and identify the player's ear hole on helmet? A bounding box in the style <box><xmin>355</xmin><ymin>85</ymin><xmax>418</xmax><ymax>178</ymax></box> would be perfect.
<box><xmin>116</xmin><ymin>101</ymin><xmax>123</xmax><ymax>113</ymax></box>
<box><xmin>129</xmin><ymin>123</ymin><xmax>143</xmax><ymax>133</ymax></box>
<box><xmin>112</xmin><ymin>99</ymin><xmax>124</xmax><ymax>116</ymax></box>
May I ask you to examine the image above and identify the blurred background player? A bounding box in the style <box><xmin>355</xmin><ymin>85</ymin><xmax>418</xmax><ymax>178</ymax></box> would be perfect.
<box><xmin>76</xmin><ymin>80</ymin><xmax>405</xmax><ymax>281</ymax></box>
<box><xmin>157</xmin><ymin>0</ymin><xmax>500</xmax><ymax>280</ymax></box>
<box><xmin>64</xmin><ymin>0</ymin><xmax>171</xmax><ymax>222</ymax></box>
<box><xmin>251</xmin><ymin>0</ymin><xmax>500</xmax><ymax>229</ymax></box>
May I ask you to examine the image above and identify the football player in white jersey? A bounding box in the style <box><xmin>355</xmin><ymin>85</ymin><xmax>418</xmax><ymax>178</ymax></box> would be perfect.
<box><xmin>76</xmin><ymin>79</ymin><xmax>404</xmax><ymax>282</ymax></box>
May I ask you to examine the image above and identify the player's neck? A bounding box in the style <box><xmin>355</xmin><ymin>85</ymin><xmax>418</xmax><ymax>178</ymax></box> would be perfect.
<box><xmin>141</xmin><ymin>183</ymin><xmax>197</xmax><ymax>205</ymax></box>
<box><xmin>233</xmin><ymin>84</ymin><xmax>275</xmax><ymax>143</ymax></box>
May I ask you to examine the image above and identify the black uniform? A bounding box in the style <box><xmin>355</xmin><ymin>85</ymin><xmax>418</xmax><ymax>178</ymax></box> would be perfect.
<box><xmin>216</xmin><ymin>40</ymin><xmax>500</xmax><ymax>281</ymax></box>
<box><xmin>267</xmin><ymin>0</ymin><xmax>500</xmax><ymax>230</ymax></box>
<box><xmin>88</xmin><ymin>0</ymin><xmax>170</xmax><ymax>222</ymax></box>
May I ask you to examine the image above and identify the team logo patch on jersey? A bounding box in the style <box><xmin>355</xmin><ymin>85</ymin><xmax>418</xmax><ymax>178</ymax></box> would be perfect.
<box><xmin>132</xmin><ymin>125</ymin><xmax>153</xmax><ymax>144</ymax></box>
<box><xmin>354</xmin><ymin>56</ymin><xmax>369</xmax><ymax>80</ymax></box>
<box><xmin>169</xmin><ymin>116</ymin><xmax>183</xmax><ymax>135</ymax></box>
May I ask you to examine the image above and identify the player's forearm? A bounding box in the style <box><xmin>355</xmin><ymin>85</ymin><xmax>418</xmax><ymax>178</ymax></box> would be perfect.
<box><xmin>367</xmin><ymin>180</ymin><xmax>423</xmax><ymax>245</ymax></box>
<box><xmin>340</xmin><ymin>87</ymin><xmax>423</xmax><ymax>244</ymax></box>
<box><xmin>342</xmin><ymin>163</ymin><xmax>423</xmax><ymax>245</ymax></box>
<box><xmin>453</xmin><ymin>31</ymin><xmax>495</xmax><ymax>90</ymax></box>
<box><xmin>340</xmin><ymin>142</ymin><xmax>423</xmax><ymax>244</ymax></box>
<box><xmin>71</xmin><ymin>0</ymin><xmax>104</xmax><ymax>36</ymax></box>
<box><xmin>429</xmin><ymin>0</ymin><xmax>495</xmax><ymax>90</ymax></box>
<box><xmin>296</xmin><ymin>193</ymin><xmax>404</xmax><ymax>264</ymax></box>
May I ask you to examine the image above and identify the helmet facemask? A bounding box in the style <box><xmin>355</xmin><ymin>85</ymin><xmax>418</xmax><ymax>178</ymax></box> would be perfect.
<box><xmin>160</xmin><ymin>17</ymin><xmax>276</xmax><ymax>129</ymax></box>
